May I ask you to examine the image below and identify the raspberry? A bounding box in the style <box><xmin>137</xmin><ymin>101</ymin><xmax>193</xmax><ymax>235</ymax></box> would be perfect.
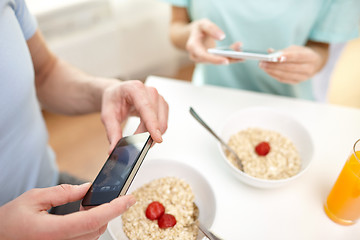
<box><xmin>145</xmin><ymin>201</ymin><xmax>165</xmax><ymax>220</ymax></box>
<box><xmin>255</xmin><ymin>141</ymin><xmax>270</xmax><ymax>156</ymax></box>
<box><xmin>158</xmin><ymin>213</ymin><xmax>177</xmax><ymax>229</ymax></box>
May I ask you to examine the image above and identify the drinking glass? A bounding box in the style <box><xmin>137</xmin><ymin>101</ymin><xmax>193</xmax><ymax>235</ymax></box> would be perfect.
<box><xmin>324</xmin><ymin>139</ymin><xmax>360</xmax><ymax>225</ymax></box>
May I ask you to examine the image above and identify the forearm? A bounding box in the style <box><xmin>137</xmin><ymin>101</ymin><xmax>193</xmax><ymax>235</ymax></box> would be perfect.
<box><xmin>170</xmin><ymin>22</ymin><xmax>192</xmax><ymax>50</ymax></box>
<box><xmin>169</xmin><ymin>6</ymin><xmax>191</xmax><ymax>50</ymax></box>
<box><xmin>36</xmin><ymin>58</ymin><xmax>119</xmax><ymax>115</ymax></box>
<box><xmin>29</xmin><ymin>30</ymin><xmax>119</xmax><ymax>115</ymax></box>
<box><xmin>305</xmin><ymin>40</ymin><xmax>329</xmax><ymax>73</ymax></box>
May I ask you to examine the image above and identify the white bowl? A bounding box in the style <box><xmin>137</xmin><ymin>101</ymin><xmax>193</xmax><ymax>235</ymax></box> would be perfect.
<box><xmin>218</xmin><ymin>107</ymin><xmax>314</xmax><ymax>188</ymax></box>
<box><xmin>107</xmin><ymin>159</ymin><xmax>216</xmax><ymax>240</ymax></box>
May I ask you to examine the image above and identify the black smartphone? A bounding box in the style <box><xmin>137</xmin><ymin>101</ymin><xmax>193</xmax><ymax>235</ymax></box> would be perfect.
<box><xmin>82</xmin><ymin>132</ymin><xmax>153</xmax><ymax>206</ymax></box>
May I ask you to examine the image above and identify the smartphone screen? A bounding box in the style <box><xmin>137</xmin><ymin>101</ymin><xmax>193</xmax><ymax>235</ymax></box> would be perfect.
<box><xmin>82</xmin><ymin>132</ymin><xmax>153</xmax><ymax>206</ymax></box>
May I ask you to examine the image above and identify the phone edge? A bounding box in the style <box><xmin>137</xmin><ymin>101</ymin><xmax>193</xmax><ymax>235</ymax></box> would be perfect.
<box><xmin>118</xmin><ymin>136</ymin><xmax>153</xmax><ymax>196</ymax></box>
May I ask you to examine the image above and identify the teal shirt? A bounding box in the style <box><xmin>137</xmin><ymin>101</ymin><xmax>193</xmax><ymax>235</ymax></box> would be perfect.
<box><xmin>164</xmin><ymin>0</ymin><xmax>359</xmax><ymax>100</ymax></box>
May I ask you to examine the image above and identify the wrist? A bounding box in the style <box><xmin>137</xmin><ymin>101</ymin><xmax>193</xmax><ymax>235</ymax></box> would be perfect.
<box><xmin>90</xmin><ymin>77</ymin><xmax>122</xmax><ymax>112</ymax></box>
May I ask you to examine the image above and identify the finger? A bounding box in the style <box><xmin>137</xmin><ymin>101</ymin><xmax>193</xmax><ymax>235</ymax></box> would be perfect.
<box><xmin>267</xmin><ymin>48</ymin><xmax>275</xmax><ymax>53</ymax></box>
<box><xmin>279</xmin><ymin>49</ymin><xmax>314</xmax><ymax>63</ymax></box>
<box><xmin>263</xmin><ymin>68</ymin><xmax>308</xmax><ymax>84</ymax></box>
<box><xmin>223</xmin><ymin>42</ymin><xmax>245</xmax><ymax>63</ymax></box>
<box><xmin>137</xmin><ymin>86</ymin><xmax>168</xmax><ymax>142</ymax></box>
<box><xmin>228</xmin><ymin>58</ymin><xmax>245</xmax><ymax>63</ymax></box>
<box><xmin>156</xmin><ymin>95</ymin><xmax>169</xmax><ymax>134</ymax></box>
<box><xmin>133</xmin><ymin>94</ymin><xmax>168</xmax><ymax>144</ymax></box>
<box><xmin>126</xmin><ymin>83</ymin><xmax>163</xmax><ymax>143</ymax></box>
<box><xmin>259</xmin><ymin>61</ymin><xmax>310</xmax><ymax>75</ymax></box>
<box><xmin>69</xmin><ymin>225</ymin><xmax>107</xmax><ymax>240</ymax></box>
<box><xmin>186</xmin><ymin>29</ymin><xmax>228</xmax><ymax>64</ymax></box>
<box><xmin>33</xmin><ymin>183</ymin><xmax>91</xmax><ymax>210</ymax></box>
<box><xmin>59</xmin><ymin>195</ymin><xmax>136</xmax><ymax>238</ymax></box>
<box><xmin>199</xmin><ymin>19</ymin><xmax>225</xmax><ymax>40</ymax></box>
<box><xmin>143</xmin><ymin>87</ymin><xmax>168</xmax><ymax>135</ymax></box>
<box><xmin>101</xmin><ymin>104</ymin><xmax>124</xmax><ymax>153</ymax></box>
<box><xmin>132</xmin><ymin>86</ymin><xmax>159</xmax><ymax>137</ymax></box>
<box><xmin>189</xmin><ymin>45</ymin><xmax>229</xmax><ymax>64</ymax></box>
<box><xmin>133</xmin><ymin>121</ymin><xmax>157</xmax><ymax>149</ymax></box>
<box><xmin>230</xmin><ymin>42</ymin><xmax>242</xmax><ymax>51</ymax></box>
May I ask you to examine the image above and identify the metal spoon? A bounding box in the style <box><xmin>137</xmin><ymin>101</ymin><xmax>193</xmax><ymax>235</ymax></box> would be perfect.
<box><xmin>189</xmin><ymin>107</ymin><xmax>244</xmax><ymax>172</ymax></box>
<box><xmin>192</xmin><ymin>203</ymin><xmax>223</xmax><ymax>240</ymax></box>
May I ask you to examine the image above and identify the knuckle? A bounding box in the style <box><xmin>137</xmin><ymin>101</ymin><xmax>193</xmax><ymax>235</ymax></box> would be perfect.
<box><xmin>147</xmin><ymin>86</ymin><xmax>159</xmax><ymax>97</ymax></box>
<box><xmin>129</xmin><ymin>80</ymin><xmax>144</xmax><ymax>89</ymax></box>
<box><xmin>25</xmin><ymin>188</ymin><xmax>42</xmax><ymax>199</ymax></box>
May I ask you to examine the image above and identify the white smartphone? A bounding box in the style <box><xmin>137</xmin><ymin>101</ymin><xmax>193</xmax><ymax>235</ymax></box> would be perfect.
<box><xmin>82</xmin><ymin>132</ymin><xmax>153</xmax><ymax>206</ymax></box>
<box><xmin>208</xmin><ymin>47</ymin><xmax>283</xmax><ymax>62</ymax></box>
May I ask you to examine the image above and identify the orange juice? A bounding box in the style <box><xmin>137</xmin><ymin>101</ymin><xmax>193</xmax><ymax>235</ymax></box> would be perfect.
<box><xmin>324</xmin><ymin>150</ymin><xmax>360</xmax><ymax>225</ymax></box>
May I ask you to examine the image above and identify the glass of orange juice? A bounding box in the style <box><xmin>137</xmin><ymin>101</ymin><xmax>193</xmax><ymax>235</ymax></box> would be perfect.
<box><xmin>324</xmin><ymin>139</ymin><xmax>360</xmax><ymax>225</ymax></box>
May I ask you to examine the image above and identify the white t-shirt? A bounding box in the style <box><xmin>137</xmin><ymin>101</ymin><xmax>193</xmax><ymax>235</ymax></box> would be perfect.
<box><xmin>0</xmin><ymin>0</ymin><xmax>58</xmax><ymax>205</ymax></box>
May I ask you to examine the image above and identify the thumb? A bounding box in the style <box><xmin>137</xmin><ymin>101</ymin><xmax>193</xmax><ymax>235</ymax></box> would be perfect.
<box><xmin>37</xmin><ymin>183</ymin><xmax>91</xmax><ymax>210</ymax></box>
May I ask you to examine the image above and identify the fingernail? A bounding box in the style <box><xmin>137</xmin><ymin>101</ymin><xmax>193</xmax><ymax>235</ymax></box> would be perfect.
<box><xmin>259</xmin><ymin>62</ymin><xmax>265</xmax><ymax>68</ymax></box>
<box><xmin>280</xmin><ymin>56</ymin><xmax>286</xmax><ymax>62</ymax></box>
<box><xmin>80</xmin><ymin>182</ymin><xmax>91</xmax><ymax>187</ymax></box>
<box><xmin>156</xmin><ymin>129</ymin><xmax>163</xmax><ymax>142</ymax></box>
<box><xmin>218</xmin><ymin>33</ymin><xmax>226</xmax><ymax>40</ymax></box>
<box><xmin>222</xmin><ymin>59</ymin><xmax>229</xmax><ymax>65</ymax></box>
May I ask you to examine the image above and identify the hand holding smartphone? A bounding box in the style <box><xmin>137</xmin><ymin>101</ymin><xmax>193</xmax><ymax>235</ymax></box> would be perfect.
<box><xmin>82</xmin><ymin>132</ymin><xmax>153</xmax><ymax>206</ymax></box>
<box><xmin>208</xmin><ymin>47</ymin><xmax>283</xmax><ymax>62</ymax></box>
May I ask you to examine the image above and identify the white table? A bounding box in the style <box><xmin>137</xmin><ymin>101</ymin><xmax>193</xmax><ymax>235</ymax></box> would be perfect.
<box><xmin>101</xmin><ymin>76</ymin><xmax>360</xmax><ymax>240</ymax></box>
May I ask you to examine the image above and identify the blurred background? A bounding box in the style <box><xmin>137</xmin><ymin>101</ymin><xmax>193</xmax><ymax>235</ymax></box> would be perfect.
<box><xmin>25</xmin><ymin>0</ymin><xmax>360</xmax><ymax>180</ymax></box>
<box><xmin>27</xmin><ymin>0</ymin><xmax>191</xmax><ymax>80</ymax></box>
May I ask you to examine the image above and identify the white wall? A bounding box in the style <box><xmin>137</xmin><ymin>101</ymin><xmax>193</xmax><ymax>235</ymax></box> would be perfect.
<box><xmin>27</xmin><ymin>0</ymin><xmax>188</xmax><ymax>79</ymax></box>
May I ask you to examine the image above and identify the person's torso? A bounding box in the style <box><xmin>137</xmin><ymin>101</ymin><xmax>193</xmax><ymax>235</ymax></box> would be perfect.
<box><xmin>0</xmin><ymin>0</ymin><xmax>58</xmax><ymax>205</ymax></box>
<box><xmin>187</xmin><ymin>0</ymin><xmax>330</xmax><ymax>99</ymax></box>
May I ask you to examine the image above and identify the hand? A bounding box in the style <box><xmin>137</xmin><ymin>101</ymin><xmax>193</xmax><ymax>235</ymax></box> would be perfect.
<box><xmin>259</xmin><ymin>45</ymin><xmax>325</xmax><ymax>84</ymax></box>
<box><xmin>186</xmin><ymin>19</ymin><xmax>242</xmax><ymax>65</ymax></box>
<box><xmin>0</xmin><ymin>183</ymin><xmax>136</xmax><ymax>240</ymax></box>
<box><xmin>101</xmin><ymin>80</ymin><xmax>169</xmax><ymax>153</ymax></box>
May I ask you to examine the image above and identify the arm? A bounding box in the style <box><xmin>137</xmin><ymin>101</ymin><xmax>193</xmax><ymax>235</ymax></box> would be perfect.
<box><xmin>28</xmin><ymin>30</ymin><xmax>168</xmax><ymax>150</ymax></box>
<box><xmin>169</xmin><ymin>6</ymin><xmax>191</xmax><ymax>50</ymax></box>
<box><xmin>29</xmin><ymin>30</ymin><xmax>116</xmax><ymax>115</ymax></box>
<box><xmin>259</xmin><ymin>40</ymin><xmax>329</xmax><ymax>84</ymax></box>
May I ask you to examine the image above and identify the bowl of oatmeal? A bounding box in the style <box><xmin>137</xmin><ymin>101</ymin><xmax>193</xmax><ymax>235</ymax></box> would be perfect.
<box><xmin>218</xmin><ymin>107</ymin><xmax>314</xmax><ymax>188</ymax></box>
<box><xmin>107</xmin><ymin>159</ymin><xmax>216</xmax><ymax>240</ymax></box>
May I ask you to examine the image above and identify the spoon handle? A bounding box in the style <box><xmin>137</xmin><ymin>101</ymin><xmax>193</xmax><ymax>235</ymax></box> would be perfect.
<box><xmin>189</xmin><ymin>107</ymin><xmax>227</xmax><ymax>146</ymax></box>
<box><xmin>189</xmin><ymin>107</ymin><xmax>244</xmax><ymax>171</ymax></box>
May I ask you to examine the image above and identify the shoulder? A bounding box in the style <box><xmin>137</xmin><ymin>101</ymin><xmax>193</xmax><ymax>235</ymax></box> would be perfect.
<box><xmin>13</xmin><ymin>0</ymin><xmax>38</xmax><ymax>40</ymax></box>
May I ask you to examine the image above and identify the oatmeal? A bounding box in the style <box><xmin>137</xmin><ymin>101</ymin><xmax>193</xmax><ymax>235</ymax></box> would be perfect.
<box><xmin>121</xmin><ymin>177</ymin><xmax>198</xmax><ymax>240</ymax></box>
<box><xmin>226</xmin><ymin>127</ymin><xmax>301</xmax><ymax>180</ymax></box>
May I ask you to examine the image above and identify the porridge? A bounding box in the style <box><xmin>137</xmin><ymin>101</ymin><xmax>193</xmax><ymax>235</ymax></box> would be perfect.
<box><xmin>226</xmin><ymin>127</ymin><xmax>301</xmax><ymax>180</ymax></box>
<box><xmin>121</xmin><ymin>177</ymin><xmax>198</xmax><ymax>240</ymax></box>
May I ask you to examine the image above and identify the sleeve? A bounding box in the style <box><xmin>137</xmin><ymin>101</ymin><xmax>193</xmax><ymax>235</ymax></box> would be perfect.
<box><xmin>309</xmin><ymin>0</ymin><xmax>359</xmax><ymax>43</ymax></box>
<box><xmin>14</xmin><ymin>0</ymin><xmax>37</xmax><ymax>40</ymax></box>
<box><xmin>159</xmin><ymin>0</ymin><xmax>189</xmax><ymax>7</ymax></box>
